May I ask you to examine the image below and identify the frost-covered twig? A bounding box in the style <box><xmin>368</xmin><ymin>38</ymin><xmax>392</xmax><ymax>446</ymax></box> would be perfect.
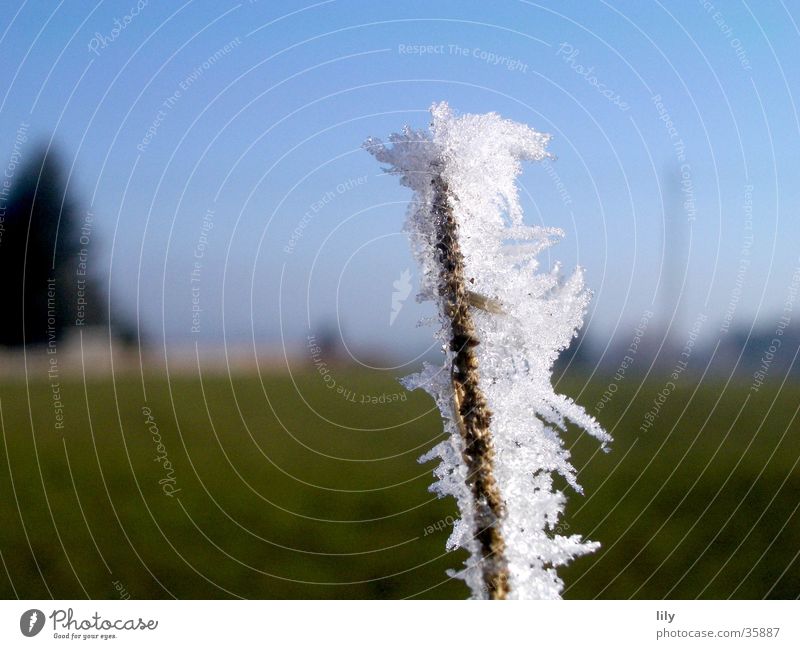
<box><xmin>366</xmin><ymin>103</ymin><xmax>611</xmax><ymax>600</ymax></box>
<box><xmin>430</xmin><ymin>168</ymin><xmax>509</xmax><ymax>599</ymax></box>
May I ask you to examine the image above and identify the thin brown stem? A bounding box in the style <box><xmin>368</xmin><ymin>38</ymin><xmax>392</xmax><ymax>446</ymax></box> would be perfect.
<box><xmin>430</xmin><ymin>168</ymin><xmax>509</xmax><ymax>600</ymax></box>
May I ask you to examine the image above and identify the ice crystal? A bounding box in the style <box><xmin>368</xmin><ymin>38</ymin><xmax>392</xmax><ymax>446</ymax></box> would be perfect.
<box><xmin>365</xmin><ymin>103</ymin><xmax>611</xmax><ymax>599</ymax></box>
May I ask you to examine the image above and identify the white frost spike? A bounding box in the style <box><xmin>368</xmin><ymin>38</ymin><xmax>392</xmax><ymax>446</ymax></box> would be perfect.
<box><xmin>366</xmin><ymin>103</ymin><xmax>611</xmax><ymax>599</ymax></box>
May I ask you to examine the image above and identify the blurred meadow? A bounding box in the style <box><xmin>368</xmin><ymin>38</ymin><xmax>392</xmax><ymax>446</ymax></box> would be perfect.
<box><xmin>1</xmin><ymin>362</ymin><xmax>797</xmax><ymax>599</ymax></box>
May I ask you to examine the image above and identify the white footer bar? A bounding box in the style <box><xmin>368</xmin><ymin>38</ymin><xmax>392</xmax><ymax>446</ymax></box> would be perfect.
<box><xmin>1</xmin><ymin>600</ymin><xmax>796</xmax><ymax>648</ymax></box>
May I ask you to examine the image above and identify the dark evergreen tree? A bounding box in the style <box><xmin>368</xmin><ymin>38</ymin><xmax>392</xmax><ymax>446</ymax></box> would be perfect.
<box><xmin>0</xmin><ymin>146</ymin><xmax>105</xmax><ymax>347</ymax></box>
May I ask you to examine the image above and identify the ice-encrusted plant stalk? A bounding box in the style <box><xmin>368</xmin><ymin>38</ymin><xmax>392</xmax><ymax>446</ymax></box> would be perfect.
<box><xmin>366</xmin><ymin>103</ymin><xmax>611</xmax><ymax>600</ymax></box>
<box><xmin>430</xmin><ymin>167</ymin><xmax>509</xmax><ymax>598</ymax></box>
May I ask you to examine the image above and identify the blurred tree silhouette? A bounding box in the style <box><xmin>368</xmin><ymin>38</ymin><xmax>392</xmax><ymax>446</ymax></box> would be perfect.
<box><xmin>0</xmin><ymin>145</ymin><xmax>105</xmax><ymax>347</ymax></box>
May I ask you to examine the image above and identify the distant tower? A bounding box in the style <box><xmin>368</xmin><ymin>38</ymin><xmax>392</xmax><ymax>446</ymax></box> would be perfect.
<box><xmin>658</xmin><ymin>166</ymin><xmax>689</xmax><ymax>346</ymax></box>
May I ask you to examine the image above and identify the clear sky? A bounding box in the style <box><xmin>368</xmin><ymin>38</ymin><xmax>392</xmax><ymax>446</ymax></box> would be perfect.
<box><xmin>1</xmin><ymin>0</ymin><xmax>798</xmax><ymax>361</ymax></box>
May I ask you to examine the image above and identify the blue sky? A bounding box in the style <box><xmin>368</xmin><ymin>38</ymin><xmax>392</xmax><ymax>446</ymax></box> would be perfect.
<box><xmin>1</xmin><ymin>0</ymin><xmax>798</xmax><ymax>361</ymax></box>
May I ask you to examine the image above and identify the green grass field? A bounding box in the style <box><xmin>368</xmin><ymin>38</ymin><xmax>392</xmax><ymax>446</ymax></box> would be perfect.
<box><xmin>1</xmin><ymin>366</ymin><xmax>797</xmax><ymax>599</ymax></box>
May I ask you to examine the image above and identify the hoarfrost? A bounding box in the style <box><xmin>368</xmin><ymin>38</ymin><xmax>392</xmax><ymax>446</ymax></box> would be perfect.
<box><xmin>365</xmin><ymin>103</ymin><xmax>611</xmax><ymax>599</ymax></box>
